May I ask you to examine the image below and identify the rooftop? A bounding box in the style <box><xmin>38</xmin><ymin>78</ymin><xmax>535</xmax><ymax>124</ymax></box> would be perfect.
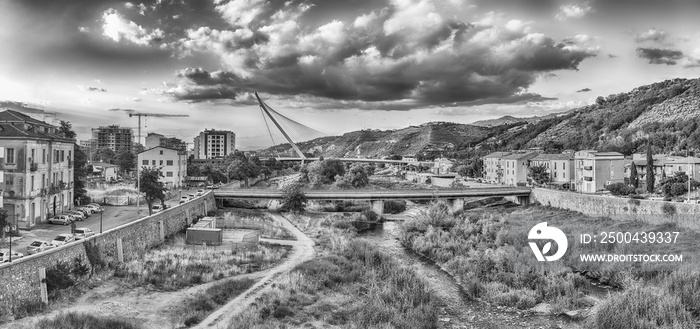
<box><xmin>483</xmin><ymin>151</ymin><xmax>511</xmax><ymax>159</ymax></box>
<box><xmin>532</xmin><ymin>153</ymin><xmax>573</xmax><ymax>161</ymax></box>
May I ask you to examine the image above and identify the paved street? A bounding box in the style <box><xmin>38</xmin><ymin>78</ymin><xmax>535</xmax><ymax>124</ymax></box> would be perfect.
<box><xmin>2</xmin><ymin>187</ymin><xmax>206</xmax><ymax>258</ymax></box>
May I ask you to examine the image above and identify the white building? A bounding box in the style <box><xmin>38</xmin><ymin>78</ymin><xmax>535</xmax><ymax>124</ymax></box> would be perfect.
<box><xmin>137</xmin><ymin>146</ymin><xmax>187</xmax><ymax>188</ymax></box>
<box><xmin>0</xmin><ymin>110</ymin><xmax>75</xmax><ymax>229</ymax></box>
<box><xmin>529</xmin><ymin>153</ymin><xmax>574</xmax><ymax>186</ymax></box>
<box><xmin>574</xmin><ymin>151</ymin><xmax>627</xmax><ymax>193</ymax></box>
<box><xmin>482</xmin><ymin>152</ymin><xmax>511</xmax><ymax>184</ymax></box>
<box><xmin>91</xmin><ymin>162</ymin><xmax>120</xmax><ymax>182</ymax></box>
<box><xmin>193</xmin><ymin>129</ymin><xmax>235</xmax><ymax>159</ymax></box>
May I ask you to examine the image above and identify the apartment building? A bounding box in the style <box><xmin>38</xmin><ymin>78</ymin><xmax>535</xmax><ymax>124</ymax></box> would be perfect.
<box><xmin>432</xmin><ymin>158</ymin><xmax>454</xmax><ymax>175</ymax></box>
<box><xmin>0</xmin><ymin>110</ymin><xmax>74</xmax><ymax>229</ymax></box>
<box><xmin>574</xmin><ymin>151</ymin><xmax>626</xmax><ymax>193</ymax></box>
<box><xmin>502</xmin><ymin>152</ymin><xmax>539</xmax><ymax>186</ymax></box>
<box><xmin>664</xmin><ymin>157</ymin><xmax>700</xmax><ymax>180</ymax></box>
<box><xmin>530</xmin><ymin>153</ymin><xmax>574</xmax><ymax>185</ymax></box>
<box><xmin>193</xmin><ymin>129</ymin><xmax>235</xmax><ymax>159</ymax></box>
<box><xmin>482</xmin><ymin>152</ymin><xmax>511</xmax><ymax>184</ymax></box>
<box><xmin>145</xmin><ymin>133</ymin><xmax>187</xmax><ymax>152</ymax></box>
<box><xmin>137</xmin><ymin>146</ymin><xmax>187</xmax><ymax>188</ymax></box>
<box><xmin>92</xmin><ymin>125</ymin><xmax>133</xmax><ymax>153</ymax></box>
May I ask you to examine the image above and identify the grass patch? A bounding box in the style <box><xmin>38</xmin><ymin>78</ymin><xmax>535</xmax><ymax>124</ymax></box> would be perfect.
<box><xmin>217</xmin><ymin>211</ymin><xmax>295</xmax><ymax>240</ymax></box>
<box><xmin>35</xmin><ymin>312</ymin><xmax>141</xmax><ymax>329</ymax></box>
<box><xmin>114</xmin><ymin>235</ymin><xmax>290</xmax><ymax>290</ymax></box>
<box><xmin>174</xmin><ymin>278</ymin><xmax>256</xmax><ymax>327</ymax></box>
<box><xmin>594</xmin><ymin>285</ymin><xmax>694</xmax><ymax>329</ymax></box>
<box><xmin>229</xmin><ymin>240</ymin><xmax>438</xmax><ymax>328</ymax></box>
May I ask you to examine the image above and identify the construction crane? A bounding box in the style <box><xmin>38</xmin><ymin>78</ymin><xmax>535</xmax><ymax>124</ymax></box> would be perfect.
<box><xmin>127</xmin><ymin>112</ymin><xmax>190</xmax><ymax>214</ymax></box>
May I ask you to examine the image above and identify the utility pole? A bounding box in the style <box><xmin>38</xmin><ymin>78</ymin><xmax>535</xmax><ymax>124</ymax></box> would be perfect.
<box><xmin>128</xmin><ymin>112</ymin><xmax>190</xmax><ymax>213</ymax></box>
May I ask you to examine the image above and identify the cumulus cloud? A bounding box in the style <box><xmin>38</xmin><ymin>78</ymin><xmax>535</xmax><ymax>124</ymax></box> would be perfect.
<box><xmin>78</xmin><ymin>85</ymin><xmax>107</xmax><ymax>92</ymax></box>
<box><xmin>556</xmin><ymin>3</ymin><xmax>593</xmax><ymax>20</ymax></box>
<box><xmin>682</xmin><ymin>48</ymin><xmax>700</xmax><ymax>68</ymax></box>
<box><xmin>102</xmin><ymin>8</ymin><xmax>164</xmax><ymax>46</ymax></box>
<box><xmin>168</xmin><ymin>0</ymin><xmax>597</xmax><ymax>110</ymax></box>
<box><xmin>635</xmin><ymin>28</ymin><xmax>668</xmax><ymax>43</ymax></box>
<box><xmin>636</xmin><ymin>47</ymin><xmax>683</xmax><ymax>65</ymax></box>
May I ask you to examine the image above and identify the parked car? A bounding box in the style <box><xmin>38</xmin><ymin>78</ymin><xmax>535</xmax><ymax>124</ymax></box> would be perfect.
<box><xmin>206</xmin><ymin>184</ymin><xmax>215</xmax><ymax>189</ymax></box>
<box><xmin>51</xmin><ymin>234</ymin><xmax>75</xmax><ymax>246</ymax></box>
<box><xmin>48</xmin><ymin>215</ymin><xmax>72</xmax><ymax>225</ymax></box>
<box><xmin>62</xmin><ymin>213</ymin><xmax>77</xmax><ymax>222</ymax></box>
<box><xmin>0</xmin><ymin>250</ymin><xmax>24</xmax><ymax>263</ymax></box>
<box><xmin>188</xmin><ymin>194</ymin><xmax>195</xmax><ymax>201</ymax></box>
<box><xmin>27</xmin><ymin>240</ymin><xmax>56</xmax><ymax>255</ymax></box>
<box><xmin>85</xmin><ymin>204</ymin><xmax>104</xmax><ymax>213</ymax></box>
<box><xmin>196</xmin><ymin>189</ymin><xmax>204</xmax><ymax>196</ymax></box>
<box><xmin>151</xmin><ymin>204</ymin><xmax>163</xmax><ymax>213</ymax></box>
<box><xmin>74</xmin><ymin>228</ymin><xmax>96</xmax><ymax>240</ymax></box>
<box><xmin>180</xmin><ymin>196</ymin><xmax>189</xmax><ymax>203</ymax></box>
<box><xmin>66</xmin><ymin>211</ymin><xmax>86</xmax><ymax>221</ymax></box>
<box><xmin>76</xmin><ymin>207</ymin><xmax>92</xmax><ymax>216</ymax></box>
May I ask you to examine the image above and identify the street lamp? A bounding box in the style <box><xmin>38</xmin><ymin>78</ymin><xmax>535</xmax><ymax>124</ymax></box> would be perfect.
<box><xmin>4</xmin><ymin>225</ymin><xmax>15</xmax><ymax>262</ymax></box>
<box><xmin>100</xmin><ymin>210</ymin><xmax>103</xmax><ymax>234</ymax></box>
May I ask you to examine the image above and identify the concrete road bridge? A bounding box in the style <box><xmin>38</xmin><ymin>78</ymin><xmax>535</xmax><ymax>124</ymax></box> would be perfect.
<box><xmin>214</xmin><ymin>187</ymin><xmax>531</xmax><ymax>214</ymax></box>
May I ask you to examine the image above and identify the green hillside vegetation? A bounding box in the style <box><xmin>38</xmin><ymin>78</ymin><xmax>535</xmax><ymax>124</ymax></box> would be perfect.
<box><xmin>260</xmin><ymin>78</ymin><xmax>700</xmax><ymax>160</ymax></box>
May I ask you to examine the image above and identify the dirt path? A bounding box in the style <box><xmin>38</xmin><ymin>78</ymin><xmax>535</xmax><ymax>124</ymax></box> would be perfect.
<box><xmin>194</xmin><ymin>205</ymin><xmax>315</xmax><ymax>329</ymax></box>
<box><xmin>2</xmin><ymin>208</ymin><xmax>309</xmax><ymax>329</ymax></box>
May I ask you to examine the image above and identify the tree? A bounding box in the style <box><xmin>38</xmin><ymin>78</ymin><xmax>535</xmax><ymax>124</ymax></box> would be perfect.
<box><xmin>529</xmin><ymin>164</ymin><xmax>550</xmax><ymax>185</ymax></box>
<box><xmin>606</xmin><ymin>182</ymin><xmax>633</xmax><ymax>196</ymax></box>
<box><xmin>0</xmin><ymin>208</ymin><xmax>9</xmax><ymax>242</ymax></box>
<box><xmin>93</xmin><ymin>147</ymin><xmax>116</xmax><ymax>163</ymax></box>
<box><xmin>629</xmin><ymin>162</ymin><xmax>639</xmax><ymax>188</ymax></box>
<box><xmin>335</xmin><ymin>163</ymin><xmax>372</xmax><ymax>188</ymax></box>
<box><xmin>282</xmin><ymin>183</ymin><xmax>307</xmax><ymax>213</ymax></box>
<box><xmin>73</xmin><ymin>146</ymin><xmax>90</xmax><ymax>204</ymax></box>
<box><xmin>58</xmin><ymin>120</ymin><xmax>76</xmax><ymax>139</ymax></box>
<box><xmin>646</xmin><ymin>141</ymin><xmax>655</xmax><ymax>193</ymax></box>
<box><xmin>139</xmin><ymin>167</ymin><xmax>167</xmax><ymax>215</ymax></box>
<box><xmin>115</xmin><ymin>150</ymin><xmax>136</xmax><ymax>174</ymax></box>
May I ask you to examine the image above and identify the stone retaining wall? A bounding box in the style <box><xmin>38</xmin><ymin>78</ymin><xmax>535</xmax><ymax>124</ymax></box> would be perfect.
<box><xmin>0</xmin><ymin>192</ymin><xmax>216</xmax><ymax>316</ymax></box>
<box><xmin>530</xmin><ymin>188</ymin><xmax>700</xmax><ymax>230</ymax></box>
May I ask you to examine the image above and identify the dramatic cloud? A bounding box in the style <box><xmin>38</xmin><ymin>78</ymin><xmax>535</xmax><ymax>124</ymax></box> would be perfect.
<box><xmin>78</xmin><ymin>85</ymin><xmax>107</xmax><ymax>92</ymax></box>
<box><xmin>635</xmin><ymin>28</ymin><xmax>668</xmax><ymax>43</ymax></box>
<box><xmin>636</xmin><ymin>47</ymin><xmax>683</xmax><ymax>65</ymax></box>
<box><xmin>683</xmin><ymin>48</ymin><xmax>700</xmax><ymax>67</ymax></box>
<box><xmin>556</xmin><ymin>3</ymin><xmax>593</xmax><ymax>21</ymax></box>
<box><xmin>102</xmin><ymin>8</ymin><xmax>164</xmax><ymax>46</ymax></box>
<box><xmin>0</xmin><ymin>101</ymin><xmax>47</xmax><ymax>114</ymax></box>
<box><xmin>577</xmin><ymin>88</ymin><xmax>591</xmax><ymax>92</ymax></box>
<box><xmin>169</xmin><ymin>0</ymin><xmax>597</xmax><ymax>109</ymax></box>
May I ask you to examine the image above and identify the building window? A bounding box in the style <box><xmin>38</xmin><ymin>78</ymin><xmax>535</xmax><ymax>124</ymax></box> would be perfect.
<box><xmin>159</xmin><ymin>150</ymin><xmax>163</xmax><ymax>155</ymax></box>
<box><xmin>31</xmin><ymin>176</ymin><xmax>35</xmax><ymax>191</ymax></box>
<box><xmin>554</xmin><ymin>162</ymin><xmax>557</xmax><ymax>170</ymax></box>
<box><xmin>166</xmin><ymin>171</ymin><xmax>173</xmax><ymax>177</ymax></box>
<box><xmin>61</xmin><ymin>150</ymin><xmax>65</xmax><ymax>162</ymax></box>
<box><xmin>142</xmin><ymin>160</ymin><xmax>148</xmax><ymax>165</ymax></box>
<box><xmin>31</xmin><ymin>149</ymin><xmax>35</xmax><ymax>162</ymax></box>
<box><xmin>563</xmin><ymin>162</ymin><xmax>566</xmax><ymax>170</ymax></box>
<box><xmin>152</xmin><ymin>160</ymin><xmax>156</xmax><ymax>166</ymax></box>
<box><xmin>159</xmin><ymin>160</ymin><xmax>163</xmax><ymax>165</ymax></box>
<box><xmin>42</xmin><ymin>174</ymin><xmax>45</xmax><ymax>188</ymax></box>
<box><xmin>166</xmin><ymin>160</ymin><xmax>173</xmax><ymax>166</ymax></box>
<box><xmin>6</xmin><ymin>148</ymin><xmax>14</xmax><ymax>163</ymax></box>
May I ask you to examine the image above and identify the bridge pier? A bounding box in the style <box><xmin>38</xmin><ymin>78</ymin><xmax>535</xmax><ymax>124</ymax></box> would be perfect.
<box><xmin>510</xmin><ymin>195</ymin><xmax>530</xmax><ymax>205</ymax></box>
<box><xmin>447</xmin><ymin>198</ymin><xmax>464</xmax><ymax>214</ymax></box>
<box><xmin>370</xmin><ymin>200</ymin><xmax>384</xmax><ymax>216</ymax></box>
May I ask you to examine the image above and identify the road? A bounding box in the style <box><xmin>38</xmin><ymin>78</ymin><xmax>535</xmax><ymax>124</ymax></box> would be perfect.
<box><xmin>3</xmin><ymin>187</ymin><xmax>204</xmax><ymax>258</ymax></box>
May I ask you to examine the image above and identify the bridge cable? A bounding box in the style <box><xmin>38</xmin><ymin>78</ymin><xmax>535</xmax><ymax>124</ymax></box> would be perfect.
<box><xmin>260</xmin><ymin>104</ymin><xmax>280</xmax><ymax>158</ymax></box>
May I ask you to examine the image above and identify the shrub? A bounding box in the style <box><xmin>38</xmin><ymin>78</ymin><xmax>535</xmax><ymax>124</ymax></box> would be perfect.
<box><xmin>606</xmin><ymin>182</ymin><xmax>633</xmax><ymax>196</ymax></box>
<box><xmin>282</xmin><ymin>183</ymin><xmax>307</xmax><ymax>213</ymax></box>
<box><xmin>35</xmin><ymin>313</ymin><xmax>141</xmax><ymax>329</ymax></box>
<box><xmin>594</xmin><ymin>286</ymin><xmax>693</xmax><ymax>329</ymax></box>
<box><xmin>383</xmin><ymin>200</ymin><xmax>407</xmax><ymax>214</ymax></box>
<box><xmin>46</xmin><ymin>261</ymin><xmax>76</xmax><ymax>298</ymax></box>
<box><xmin>662</xmin><ymin>203</ymin><xmax>676</xmax><ymax>216</ymax></box>
<box><xmin>361</xmin><ymin>209</ymin><xmax>379</xmax><ymax>222</ymax></box>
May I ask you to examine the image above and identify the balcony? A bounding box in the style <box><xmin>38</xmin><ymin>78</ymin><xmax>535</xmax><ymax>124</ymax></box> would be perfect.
<box><xmin>48</xmin><ymin>184</ymin><xmax>61</xmax><ymax>195</ymax></box>
<box><xmin>584</xmin><ymin>176</ymin><xmax>593</xmax><ymax>181</ymax></box>
<box><xmin>583</xmin><ymin>166</ymin><xmax>593</xmax><ymax>171</ymax></box>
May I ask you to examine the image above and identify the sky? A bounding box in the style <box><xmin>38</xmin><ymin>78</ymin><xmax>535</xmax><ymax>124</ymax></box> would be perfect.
<box><xmin>1</xmin><ymin>0</ymin><xmax>700</xmax><ymax>150</ymax></box>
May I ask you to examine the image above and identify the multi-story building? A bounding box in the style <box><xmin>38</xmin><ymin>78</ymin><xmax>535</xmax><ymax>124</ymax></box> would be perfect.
<box><xmin>193</xmin><ymin>129</ymin><xmax>235</xmax><ymax>159</ymax></box>
<box><xmin>664</xmin><ymin>157</ymin><xmax>700</xmax><ymax>180</ymax></box>
<box><xmin>92</xmin><ymin>125</ymin><xmax>133</xmax><ymax>153</ymax></box>
<box><xmin>574</xmin><ymin>151</ymin><xmax>626</xmax><ymax>193</ymax></box>
<box><xmin>482</xmin><ymin>152</ymin><xmax>511</xmax><ymax>184</ymax></box>
<box><xmin>137</xmin><ymin>146</ymin><xmax>187</xmax><ymax>188</ymax></box>
<box><xmin>502</xmin><ymin>152</ymin><xmax>539</xmax><ymax>186</ymax></box>
<box><xmin>432</xmin><ymin>158</ymin><xmax>454</xmax><ymax>175</ymax></box>
<box><xmin>529</xmin><ymin>153</ymin><xmax>574</xmax><ymax>186</ymax></box>
<box><xmin>145</xmin><ymin>133</ymin><xmax>188</xmax><ymax>152</ymax></box>
<box><xmin>0</xmin><ymin>110</ymin><xmax>74</xmax><ymax>229</ymax></box>
<box><xmin>79</xmin><ymin>139</ymin><xmax>97</xmax><ymax>161</ymax></box>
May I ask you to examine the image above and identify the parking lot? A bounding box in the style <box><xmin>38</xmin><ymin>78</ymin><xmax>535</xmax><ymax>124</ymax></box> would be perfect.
<box><xmin>3</xmin><ymin>187</ymin><xmax>207</xmax><ymax>260</ymax></box>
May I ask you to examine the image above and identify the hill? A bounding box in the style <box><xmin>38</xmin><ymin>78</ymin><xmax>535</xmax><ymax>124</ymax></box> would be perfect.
<box><xmin>258</xmin><ymin>77</ymin><xmax>700</xmax><ymax>160</ymax></box>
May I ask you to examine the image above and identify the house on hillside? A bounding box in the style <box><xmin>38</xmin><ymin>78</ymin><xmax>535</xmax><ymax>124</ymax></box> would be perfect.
<box><xmin>502</xmin><ymin>152</ymin><xmax>539</xmax><ymax>186</ymax></box>
<box><xmin>91</xmin><ymin>162</ymin><xmax>119</xmax><ymax>182</ymax></box>
<box><xmin>574</xmin><ymin>151</ymin><xmax>627</xmax><ymax>193</ymax></box>
<box><xmin>482</xmin><ymin>152</ymin><xmax>510</xmax><ymax>184</ymax></box>
<box><xmin>432</xmin><ymin>158</ymin><xmax>454</xmax><ymax>175</ymax></box>
<box><xmin>529</xmin><ymin>153</ymin><xmax>574</xmax><ymax>187</ymax></box>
